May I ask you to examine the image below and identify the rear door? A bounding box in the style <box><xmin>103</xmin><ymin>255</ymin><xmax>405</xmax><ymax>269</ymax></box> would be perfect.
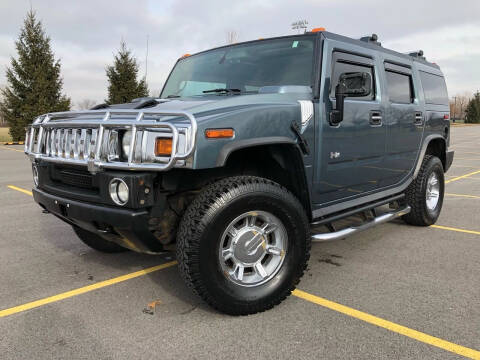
<box><xmin>417</xmin><ymin>69</ymin><xmax>450</xmax><ymax>143</ymax></box>
<box><xmin>382</xmin><ymin>61</ymin><xmax>424</xmax><ymax>186</ymax></box>
<box><xmin>313</xmin><ymin>48</ymin><xmax>387</xmax><ymax>205</ymax></box>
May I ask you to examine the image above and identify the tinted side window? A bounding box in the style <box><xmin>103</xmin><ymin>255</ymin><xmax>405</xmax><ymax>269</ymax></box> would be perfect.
<box><xmin>385</xmin><ymin>71</ymin><xmax>413</xmax><ymax>104</ymax></box>
<box><xmin>331</xmin><ymin>61</ymin><xmax>375</xmax><ymax>100</ymax></box>
<box><xmin>419</xmin><ymin>71</ymin><xmax>448</xmax><ymax>105</ymax></box>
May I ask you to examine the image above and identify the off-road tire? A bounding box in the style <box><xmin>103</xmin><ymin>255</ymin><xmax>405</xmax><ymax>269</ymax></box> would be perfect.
<box><xmin>72</xmin><ymin>226</ymin><xmax>128</xmax><ymax>253</ymax></box>
<box><xmin>403</xmin><ymin>155</ymin><xmax>445</xmax><ymax>226</ymax></box>
<box><xmin>176</xmin><ymin>176</ymin><xmax>310</xmax><ymax>315</ymax></box>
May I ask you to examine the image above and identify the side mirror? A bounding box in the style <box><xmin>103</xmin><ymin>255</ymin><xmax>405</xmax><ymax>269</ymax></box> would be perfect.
<box><xmin>330</xmin><ymin>72</ymin><xmax>372</xmax><ymax>125</ymax></box>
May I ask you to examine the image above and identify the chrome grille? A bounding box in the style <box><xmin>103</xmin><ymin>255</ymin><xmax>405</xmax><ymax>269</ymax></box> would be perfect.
<box><xmin>43</xmin><ymin>128</ymin><xmax>96</xmax><ymax>160</ymax></box>
<box><xmin>24</xmin><ymin>109</ymin><xmax>197</xmax><ymax>173</ymax></box>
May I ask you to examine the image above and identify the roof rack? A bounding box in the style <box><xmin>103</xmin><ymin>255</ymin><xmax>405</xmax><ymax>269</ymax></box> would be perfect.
<box><xmin>360</xmin><ymin>33</ymin><xmax>381</xmax><ymax>46</ymax></box>
<box><xmin>407</xmin><ymin>50</ymin><xmax>426</xmax><ymax>60</ymax></box>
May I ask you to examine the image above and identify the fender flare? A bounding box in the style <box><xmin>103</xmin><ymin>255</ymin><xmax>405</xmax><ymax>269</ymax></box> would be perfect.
<box><xmin>413</xmin><ymin>134</ymin><xmax>446</xmax><ymax>179</ymax></box>
<box><xmin>215</xmin><ymin>136</ymin><xmax>296</xmax><ymax>166</ymax></box>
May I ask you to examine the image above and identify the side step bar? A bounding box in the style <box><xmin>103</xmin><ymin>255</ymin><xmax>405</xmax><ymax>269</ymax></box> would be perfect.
<box><xmin>311</xmin><ymin>206</ymin><xmax>411</xmax><ymax>242</ymax></box>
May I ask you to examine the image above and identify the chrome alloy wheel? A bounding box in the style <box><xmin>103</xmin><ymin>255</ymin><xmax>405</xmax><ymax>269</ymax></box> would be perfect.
<box><xmin>426</xmin><ymin>172</ymin><xmax>440</xmax><ymax>211</ymax></box>
<box><xmin>219</xmin><ymin>211</ymin><xmax>288</xmax><ymax>287</ymax></box>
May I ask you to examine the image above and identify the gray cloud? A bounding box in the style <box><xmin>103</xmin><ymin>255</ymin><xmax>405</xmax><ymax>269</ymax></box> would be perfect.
<box><xmin>0</xmin><ymin>0</ymin><xmax>479</xmax><ymax>106</ymax></box>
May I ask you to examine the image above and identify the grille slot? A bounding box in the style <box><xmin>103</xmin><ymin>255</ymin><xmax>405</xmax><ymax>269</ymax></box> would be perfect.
<box><xmin>43</xmin><ymin>128</ymin><xmax>96</xmax><ymax>160</ymax></box>
<box><xmin>53</xmin><ymin>168</ymin><xmax>94</xmax><ymax>189</ymax></box>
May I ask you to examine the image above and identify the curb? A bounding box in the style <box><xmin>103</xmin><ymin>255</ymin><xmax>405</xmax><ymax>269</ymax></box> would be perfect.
<box><xmin>0</xmin><ymin>141</ymin><xmax>24</xmax><ymax>145</ymax></box>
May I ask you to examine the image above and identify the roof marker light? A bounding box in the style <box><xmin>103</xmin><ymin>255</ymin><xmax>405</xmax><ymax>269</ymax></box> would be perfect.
<box><xmin>311</xmin><ymin>27</ymin><xmax>326</xmax><ymax>32</ymax></box>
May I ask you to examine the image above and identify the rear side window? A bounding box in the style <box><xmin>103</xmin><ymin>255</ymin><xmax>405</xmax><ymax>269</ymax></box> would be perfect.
<box><xmin>419</xmin><ymin>71</ymin><xmax>448</xmax><ymax>105</ymax></box>
<box><xmin>331</xmin><ymin>61</ymin><xmax>375</xmax><ymax>100</ymax></box>
<box><xmin>385</xmin><ymin>71</ymin><xmax>413</xmax><ymax>104</ymax></box>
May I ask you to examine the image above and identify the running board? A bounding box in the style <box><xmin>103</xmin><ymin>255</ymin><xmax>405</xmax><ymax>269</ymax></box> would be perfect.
<box><xmin>311</xmin><ymin>206</ymin><xmax>411</xmax><ymax>242</ymax></box>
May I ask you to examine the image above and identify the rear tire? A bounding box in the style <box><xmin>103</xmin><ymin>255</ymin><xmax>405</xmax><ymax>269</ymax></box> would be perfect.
<box><xmin>403</xmin><ymin>155</ymin><xmax>444</xmax><ymax>226</ymax></box>
<box><xmin>176</xmin><ymin>176</ymin><xmax>310</xmax><ymax>315</ymax></box>
<box><xmin>72</xmin><ymin>226</ymin><xmax>128</xmax><ymax>253</ymax></box>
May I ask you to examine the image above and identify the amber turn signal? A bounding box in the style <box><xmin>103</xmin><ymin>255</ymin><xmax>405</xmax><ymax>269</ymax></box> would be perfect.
<box><xmin>205</xmin><ymin>128</ymin><xmax>235</xmax><ymax>139</ymax></box>
<box><xmin>155</xmin><ymin>138</ymin><xmax>173</xmax><ymax>156</ymax></box>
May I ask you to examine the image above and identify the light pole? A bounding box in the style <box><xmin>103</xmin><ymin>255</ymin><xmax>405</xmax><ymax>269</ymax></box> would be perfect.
<box><xmin>452</xmin><ymin>96</ymin><xmax>456</xmax><ymax>123</ymax></box>
<box><xmin>291</xmin><ymin>20</ymin><xmax>308</xmax><ymax>34</ymax></box>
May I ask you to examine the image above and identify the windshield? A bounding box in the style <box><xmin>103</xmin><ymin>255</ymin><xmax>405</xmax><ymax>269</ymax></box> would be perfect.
<box><xmin>160</xmin><ymin>36</ymin><xmax>315</xmax><ymax>98</ymax></box>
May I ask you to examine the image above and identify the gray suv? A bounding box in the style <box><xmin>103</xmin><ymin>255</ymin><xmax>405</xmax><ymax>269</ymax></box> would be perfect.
<box><xmin>25</xmin><ymin>30</ymin><xmax>454</xmax><ymax>315</ymax></box>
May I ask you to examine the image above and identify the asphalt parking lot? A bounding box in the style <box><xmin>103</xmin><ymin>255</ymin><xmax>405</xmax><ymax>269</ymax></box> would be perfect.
<box><xmin>0</xmin><ymin>125</ymin><xmax>479</xmax><ymax>360</ymax></box>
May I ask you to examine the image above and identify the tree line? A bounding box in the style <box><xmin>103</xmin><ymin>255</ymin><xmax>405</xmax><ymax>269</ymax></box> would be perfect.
<box><xmin>449</xmin><ymin>93</ymin><xmax>480</xmax><ymax>124</ymax></box>
<box><xmin>0</xmin><ymin>11</ymin><xmax>149</xmax><ymax>140</ymax></box>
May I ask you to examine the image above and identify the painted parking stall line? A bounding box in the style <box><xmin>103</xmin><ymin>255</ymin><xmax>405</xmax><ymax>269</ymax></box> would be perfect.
<box><xmin>7</xmin><ymin>185</ymin><xmax>33</xmax><ymax>196</ymax></box>
<box><xmin>431</xmin><ymin>225</ymin><xmax>480</xmax><ymax>236</ymax></box>
<box><xmin>445</xmin><ymin>169</ymin><xmax>480</xmax><ymax>184</ymax></box>
<box><xmin>0</xmin><ymin>261</ymin><xmax>178</xmax><ymax>318</ymax></box>
<box><xmin>445</xmin><ymin>193</ymin><xmax>480</xmax><ymax>199</ymax></box>
<box><xmin>293</xmin><ymin>289</ymin><xmax>480</xmax><ymax>359</ymax></box>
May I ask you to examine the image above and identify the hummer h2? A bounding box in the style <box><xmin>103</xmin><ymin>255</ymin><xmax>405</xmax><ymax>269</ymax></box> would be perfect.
<box><xmin>25</xmin><ymin>30</ymin><xmax>454</xmax><ymax>315</ymax></box>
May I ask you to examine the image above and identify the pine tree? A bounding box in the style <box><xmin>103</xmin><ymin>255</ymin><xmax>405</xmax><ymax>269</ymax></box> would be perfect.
<box><xmin>106</xmin><ymin>41</ymin><xmax>149</xmax><ymax>104</ymax></box>
<box><xmin>0</xmin><ymin>11</ymin><xmax>71</xmax><ymax>141</ymax></box>
<box><xmin>465</xmin><ymin>92</ymin><xmax>480</xmax><ymax>124</ymax></box>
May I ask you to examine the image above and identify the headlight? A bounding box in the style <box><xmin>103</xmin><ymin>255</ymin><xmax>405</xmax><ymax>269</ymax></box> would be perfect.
<box><xmin>122</xmin><ymin>130</ymin><xmax>132</xmax><ymax>158</ymax></box>
<box><xmin>109</xmin><ymin>178</ymin><xmax>129</xmax><ymax>206</ymax></box>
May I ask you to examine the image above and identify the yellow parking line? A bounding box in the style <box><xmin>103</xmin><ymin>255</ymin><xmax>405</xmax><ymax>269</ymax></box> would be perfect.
<box><xmin>0</xmin><ymin>261</ymin><xmax>177</xmax><ymax>318</ymax></box>
<box><xmin>0</xmin><ymin>146</ymin><xmax>24</xmax><ymax>153</ymax></box>
<box><xmin>445</xmin><ymin>170</ymin><xmax>480</xmax><ymax>184</ymax></box>
<box><xmin>293</xmin><ymin>289</ymin><xmax>480</xmax><ymax>359</ymax></box>
<box><xmin>445</xmin><ymin>193</ymin><xmax>480</xmax><ymax>199</ymax></box>
<box><xmin>431</xmin><ymin>225</ymin><xmax>480</xmax><ymax>236</ymax></box>
<box><xmin>7</xmin><ymin>185</ymin><xmax>32</xmax><ymax>196</ymax></box>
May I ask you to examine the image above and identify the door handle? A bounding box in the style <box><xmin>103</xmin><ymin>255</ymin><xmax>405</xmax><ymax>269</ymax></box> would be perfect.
<box><xmin>414</xmin><ymin>112</ymin><xmax>423</xmax><ymax>126</ymax></box>
<box><xmin>369</xmin><ymin>111</ymin><xmax>382</xmax><ymax>126</ymax></box>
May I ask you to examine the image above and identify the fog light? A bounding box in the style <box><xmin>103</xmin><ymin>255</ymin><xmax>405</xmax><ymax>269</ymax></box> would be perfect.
<box><xmin>109</xmin><ymin>178</ymin><xmax>129</xmax><ymax>206</ymax></box>
<box><xmin>32</xmin><ymin>164</ymin><xmax>39</xmax><ymax>187</ymax></box>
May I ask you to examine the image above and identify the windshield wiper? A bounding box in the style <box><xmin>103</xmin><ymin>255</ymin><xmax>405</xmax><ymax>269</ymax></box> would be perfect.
<box><xmin>202</xmin><ymin>88</ymin><xmax>241</xmax><ymax>94</ymax></box>
<box><xmin>166</xmin><ymin>94</ymin><xmax>180</xmax><ymax>98</ymax></box>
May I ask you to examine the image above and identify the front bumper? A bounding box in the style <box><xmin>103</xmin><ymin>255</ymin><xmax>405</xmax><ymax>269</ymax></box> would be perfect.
<box><xmin>33</xmin><ymin>188</ymin><xmax>166</xmax><ymax>253</ymax></box>
<box><xmin>445</xmin><ymin>150</ymin><xmax>454</xmax><ymax>172</ymax></box>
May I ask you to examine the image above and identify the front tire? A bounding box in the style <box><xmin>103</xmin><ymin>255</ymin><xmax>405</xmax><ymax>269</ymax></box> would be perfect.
<box><xmin>176</xmin><ymin>176</ymin><xmax>310</xmax><ymax>315</ymax></box>
<box><xmin>72</xmin><ymin>226</ymin><xmax>129</xmax><ymax>253</ymax></box>
<box><xmin>403</xmin><ymin>155</ymin><xmax>445</xmax><ymax>226</ymax></box>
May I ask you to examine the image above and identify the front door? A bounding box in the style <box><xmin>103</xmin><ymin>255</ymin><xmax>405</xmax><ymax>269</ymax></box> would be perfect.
<box><xmin>313</xmin><ymin>49</ymin><xmax>387</xmax><ymax>205</ymax></box>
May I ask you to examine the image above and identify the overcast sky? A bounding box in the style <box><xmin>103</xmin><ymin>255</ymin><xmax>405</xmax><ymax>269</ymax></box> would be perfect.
<box><xmin>0</xmin><ymin>0</ymin><xmax>479</xmax><ymax>107</ymax></box>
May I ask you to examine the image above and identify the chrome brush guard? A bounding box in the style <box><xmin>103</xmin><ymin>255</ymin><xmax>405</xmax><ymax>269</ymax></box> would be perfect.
<box><xmin>24</xmin><ymin>110</ymin><xmax>197</xmax><ymax>173</ymax></box>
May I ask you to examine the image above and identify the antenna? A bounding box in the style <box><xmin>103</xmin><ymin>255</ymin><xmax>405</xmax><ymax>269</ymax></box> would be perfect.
<box><xmin>145</xmin><ymin>35</ymin><xmax>149</xmax><ymax>80</ymax></box>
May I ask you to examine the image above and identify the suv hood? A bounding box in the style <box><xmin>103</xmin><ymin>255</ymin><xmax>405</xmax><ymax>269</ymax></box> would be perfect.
<box><xmin>106</xmin><ymin>92</ymin><xmax>312</xmax><ymax>122</ymax></box>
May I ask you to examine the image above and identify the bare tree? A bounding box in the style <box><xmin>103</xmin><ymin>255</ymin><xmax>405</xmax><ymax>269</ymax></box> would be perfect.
<box><xmin>77</xmin><ymin>99</ymin><xmax>97</xmax><ymax>110</ymax></box>
<box><xmin>450</xmin><ymin>92</ymin><xmax>471</xmax><ymax>121</ymax></box>
<box><xmin>226</xmin><ymin>30</ymin><xmax>239</xmax><ymax>44</ymax></box>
